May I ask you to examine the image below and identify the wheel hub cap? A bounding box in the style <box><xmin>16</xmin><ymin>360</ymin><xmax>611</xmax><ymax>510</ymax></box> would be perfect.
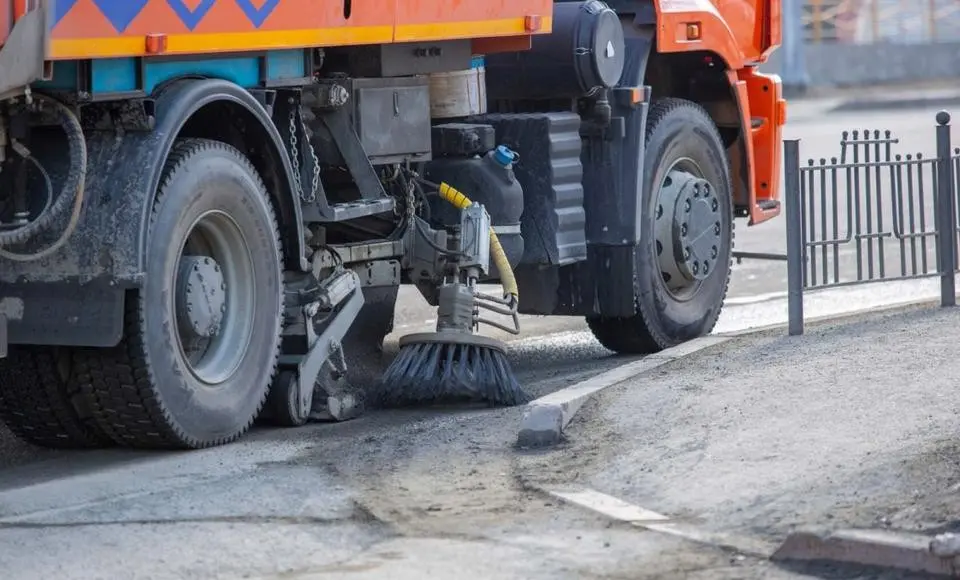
<box><xmin>176</xmin><ymin>255</ymin><xmax>227</xmax><ymax>340</ymax></box>
<box><xmin>655</xmin><ymin>169</ymin><xmax>722</xmax><ymax>294</ymax></box>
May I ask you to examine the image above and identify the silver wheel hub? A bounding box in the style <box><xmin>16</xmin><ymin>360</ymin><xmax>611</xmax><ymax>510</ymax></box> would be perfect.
<box><xmin>176</xmin><ymin>255</ymin><xmax>227</xmax><ymax>340</ymax></box>
<box><xmin>172</xmin><ymin>210</ymin><xmax>256</xmax><ymax>386</ymax></box>
<box><xmin>655</xmin><ymin>169</ymin><xmax>722</xmax><ymax>295</ymax></box>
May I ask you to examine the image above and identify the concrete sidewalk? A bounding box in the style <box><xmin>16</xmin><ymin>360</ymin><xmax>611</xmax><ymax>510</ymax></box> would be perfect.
<box><xmin>539</xmin><ymin>302</ymin><xmax>960</xmax><ymax>577</ymax></box>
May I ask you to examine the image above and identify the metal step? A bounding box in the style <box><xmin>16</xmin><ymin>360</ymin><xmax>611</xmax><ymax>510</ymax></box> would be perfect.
<box><xmin>303</xmin><ymin>197</ymin><xmax>396</xmax><ymax>223</ymax></box>
<box><xmin>757</xmin><ymin>199</ymin><xmax>780</xmax><ymax>211</ymax></box>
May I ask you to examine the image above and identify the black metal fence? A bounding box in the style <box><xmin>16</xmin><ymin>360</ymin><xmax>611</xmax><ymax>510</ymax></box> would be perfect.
<box><xmin>785</xmin><ymin>111</ymin><xmax>958</xmax><ymax>335</ymax></box>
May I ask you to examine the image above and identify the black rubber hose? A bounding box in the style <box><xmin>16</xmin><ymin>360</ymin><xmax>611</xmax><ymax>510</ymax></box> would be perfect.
<box><xmin>0</xmin><ymin>93</ymin><xmax>87</xmax><ymax>261</ymax></box>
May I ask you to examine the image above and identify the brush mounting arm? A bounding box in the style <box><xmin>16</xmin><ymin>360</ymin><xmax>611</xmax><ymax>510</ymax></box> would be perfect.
<box><xmin>296</xmin><ymin>270</ymin><xmax>365</xmax><ymax>416</ymax></box>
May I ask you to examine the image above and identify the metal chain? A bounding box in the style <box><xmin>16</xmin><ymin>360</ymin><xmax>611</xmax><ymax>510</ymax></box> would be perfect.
<box><xmin>298</xmin><ymin>108</ymin><xmax>320</xmax><ymax>204</ymax></box>
<box><xmin>287</xmin><ymin>103</ymin><xmax>320</xmax><ymax>204</ymax></box>
<box><xmin>287</xmin><ymin>107</ymin><xmax>304</xmax><ymax>200</ymax></box>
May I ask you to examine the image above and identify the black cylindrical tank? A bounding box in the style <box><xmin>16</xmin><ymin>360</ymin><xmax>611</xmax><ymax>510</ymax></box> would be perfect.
<box><xmin>484</xmin><ymin>0</ymin><xmax>626</xmax><ymax>100</ymax></box>
<box><xmin>424</xmin><ymin>145</ymin><xmax>525</xmax><ymax>271</ymax></box>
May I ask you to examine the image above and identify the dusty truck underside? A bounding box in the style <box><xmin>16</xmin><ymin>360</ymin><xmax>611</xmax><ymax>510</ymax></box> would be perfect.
<box><xmin>0</xmin><ymin>0</ymin><xmax>784</xmax><ymax>449</ymax></box>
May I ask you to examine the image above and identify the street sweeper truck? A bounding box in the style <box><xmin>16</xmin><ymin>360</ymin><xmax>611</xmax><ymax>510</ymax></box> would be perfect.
<box><xmin>0</xmin><ymin>0</ymin><xmax>785</xmax><ymax>449</ymax></box>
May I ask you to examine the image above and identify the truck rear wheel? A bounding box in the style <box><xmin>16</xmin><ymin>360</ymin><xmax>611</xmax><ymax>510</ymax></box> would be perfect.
<box><xmin>0</xmin><ymin>347</ymin><xmax>112</xmax><ymax>448</ymax></box>
<box><xmin>588</xmin><ymin>98</ymin><xmax>734</xmax><ymax>353</ymax></box>
<box><xmin>73</xmin><ymin>138</ymin><xmax>284</xmax><ymax>449</ymax></box>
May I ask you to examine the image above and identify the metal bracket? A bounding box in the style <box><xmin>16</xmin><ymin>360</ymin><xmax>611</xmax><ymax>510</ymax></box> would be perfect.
<box><xmin>296</xmin><ymin>270</ymin><xmax>366</xmax><ymax>412</ymax></box>
<box><xmin>318</xmin><ymin>108</ymin><xmax>388</xmax><ymax>201</ymax></box>
<box><xmin>0</xmin><ymin>3</ymin><xmax>49</xmax><ymax>101</ymax></box>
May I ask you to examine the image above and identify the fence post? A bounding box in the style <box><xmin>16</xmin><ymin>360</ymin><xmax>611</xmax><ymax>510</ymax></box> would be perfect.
<box><xmin>935</xmin><ymin>111</ymin><xmax>956</xmax><ymax>307</ymax></box>
<box><xmin>784</xmin><ymin>139</ymin><xmax>805</xmax><ymax>335</ymax></box>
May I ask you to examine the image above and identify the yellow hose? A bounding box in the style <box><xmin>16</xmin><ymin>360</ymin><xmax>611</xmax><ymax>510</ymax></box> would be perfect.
<box><xmin>437</xmin><ymin>182</ymin><xmax>519</xmax><ymax>301</ymax></box>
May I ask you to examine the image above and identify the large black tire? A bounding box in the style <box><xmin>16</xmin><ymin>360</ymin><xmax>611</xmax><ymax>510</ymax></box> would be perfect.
<box><xmin>0</xmin><ymin>347</ymin><xmax>113</xmax><ymax>448</ymax></box>
<box><xmin>73</xmin><ymin>139</ymin><xmax>284</xmax><ymax>449</ymax></box>
<box><xmin>588</xmin><ymin>98</ymin><xmax>734</xmax><ymax>354</ymax></box>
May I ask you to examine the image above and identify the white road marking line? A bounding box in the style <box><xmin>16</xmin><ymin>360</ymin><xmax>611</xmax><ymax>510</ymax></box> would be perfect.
<box><xmin>546</xmin><ymin>488</ymin><xmax>670</xmax><ymax>524</ymax></box>
<box><xmin>542</xmin><ymin>487</ymin><xmax>778</xmax><ymax>558</ymax></box>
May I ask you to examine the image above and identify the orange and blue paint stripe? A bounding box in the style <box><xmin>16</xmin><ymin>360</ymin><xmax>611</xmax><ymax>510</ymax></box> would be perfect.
<box><xmin>48</xmin><ymin>0</ymin><xmax>553</xmax><ymax>60</ymax></box>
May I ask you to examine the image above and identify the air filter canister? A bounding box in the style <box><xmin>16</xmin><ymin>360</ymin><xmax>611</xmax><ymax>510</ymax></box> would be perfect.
<box><xmin>483</xmin><ymin>1</ymin><xmax>626</xmax><ymax>100</ymax></box>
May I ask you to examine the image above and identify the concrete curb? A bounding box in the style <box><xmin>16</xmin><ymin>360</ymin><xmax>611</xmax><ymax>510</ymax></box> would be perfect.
<box><xmin>515</xmin><ymin>336</ymin><xmax>730</xmax><ymax>448</ymax></box>
<box><xmin>829</xmin><ymin>94</ymin><xmax>960</xmax><ymax>114</ymax></box>
<box><xmin>719</xmin><ymin>297</ymin><xmax>940</xmax><ymax>338</ymax></box>
<box><xmin>772</xmin><ymin>527</ymin><xmax>959</xmax><ymax>576</ymax></box>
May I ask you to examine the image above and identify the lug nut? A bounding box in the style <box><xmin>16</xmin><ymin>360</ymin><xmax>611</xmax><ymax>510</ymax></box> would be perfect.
<box><xmin>684</xmin><ymin>200</ymin><xmax>692</xmax><ymax>212</ymax></box>
<box><xmin>684</xmin><ymin>247</ymin><xmax>691</xmax><ymax>259</ymax></box>
<box><xmin>711</xmin><ymin>199</ymin><xmax>718</xmax><ymax>211</ymax></box>
<box><xmin>714</xmin><ymin>222</ymin><xmax>721</xmax><ymax>235</ymax></box>
<box><xmin>692</xmin><ymin>261</ymin><xmax>699</xmax><ymax>274</ymax></box>
<box><xmin>657</xmin><ymin>204</ymin><xmax>663</xmax><ymax>218</ymax></box>
<box><xmin>711</xmin><ymin>246</ymin><xmax>718</xmax><ymax>259</ymax></box>
<box><xmin>681</xmin><ymin>224</ymin><xmax>688</xmax><ymax>236</ymax></box>
<box><xmin>656</xmin><ymin>240</ymin><xmax>663</xmax><ymax>255</ymax></box>
<box><xmin>703</xmin><ymin>261</ymin><xmax>710</xmax><ymax>274</ymax></box>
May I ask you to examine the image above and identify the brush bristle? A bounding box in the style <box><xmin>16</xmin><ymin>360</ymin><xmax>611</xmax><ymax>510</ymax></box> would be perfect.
<box><xmin>374</xmin><ymin>341</ymin><xmax>530</xmax><ymax>408</ymax></box>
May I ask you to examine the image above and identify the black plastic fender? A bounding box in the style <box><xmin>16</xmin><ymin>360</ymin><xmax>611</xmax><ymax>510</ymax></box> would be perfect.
<box><xmin>141</xmin><ymin>79</ymin><xmax>308</xmax><ymax>274</ymax></box>
<box><xmin>544</xmin><ymin>16</ymin><xmax>655</xmax><ymax>318</ymax></box>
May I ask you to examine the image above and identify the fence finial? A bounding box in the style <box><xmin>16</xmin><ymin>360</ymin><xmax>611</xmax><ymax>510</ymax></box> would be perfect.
<box><xmin>936</xmin><ymin>110</ymin><xmax>951</xmax><ymax>126</ymax></box>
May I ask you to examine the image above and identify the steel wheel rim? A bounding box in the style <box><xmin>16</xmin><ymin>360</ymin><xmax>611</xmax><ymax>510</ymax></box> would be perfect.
<box><xmin>172</xmin><ymin>210</ymin><xmax>256</xmax><ymax>387</ymax></box>
<box><xmin>653</xmin><ymin>157</ymin><xmax>723</xmax><ymax>301</ymax></box>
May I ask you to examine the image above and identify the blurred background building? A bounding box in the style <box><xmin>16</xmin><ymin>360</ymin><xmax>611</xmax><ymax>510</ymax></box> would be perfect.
<box><xmin>768</xmin><ymin>0</ymin><xmax>960</xmax><ymax>92</ymax></box>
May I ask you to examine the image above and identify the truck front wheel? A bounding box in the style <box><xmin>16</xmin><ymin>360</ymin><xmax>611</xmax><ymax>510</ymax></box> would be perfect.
<box><xmin>73</xmin><ymin>138</ymin><xmax>284</xmax><ymax>449</ymax></box>
<box><xmin>588</xmin><ymin>98</ymin><xmax>734</xmax><ymax>353</ymax></box>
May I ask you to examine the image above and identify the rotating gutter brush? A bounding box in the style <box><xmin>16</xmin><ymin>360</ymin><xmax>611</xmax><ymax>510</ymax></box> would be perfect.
<box><xmin>376</xmin><ymin>179</ymin><xmax>530</xmax><ymax>408</ymax></box>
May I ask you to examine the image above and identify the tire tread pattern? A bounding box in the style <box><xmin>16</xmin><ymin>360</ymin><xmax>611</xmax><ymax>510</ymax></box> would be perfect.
<box><xmin>0</xmin><ymin>347</ymin><xmax>113</xmax><ymax>449</ymax></box>
<box><xmin>73</xmin><ymin>138</ymin><xmax>283</xmax><ymax>449</ymax></box>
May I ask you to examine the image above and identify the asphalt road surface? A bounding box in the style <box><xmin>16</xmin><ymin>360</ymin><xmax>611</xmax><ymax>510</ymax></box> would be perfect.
<box><xmin>2</xmin><ymin>101</ymin><xmax>959</xmax><ymax>579</ymax></box>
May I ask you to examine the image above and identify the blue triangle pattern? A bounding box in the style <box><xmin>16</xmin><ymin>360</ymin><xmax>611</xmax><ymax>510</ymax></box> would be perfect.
<box><xmin>90</xmin><ymin>0</ymin><xmax>150</xmax><ymax>32</ymax></box>
<box><xmin>53</xmin><ymin>0</ymin><xmax>79</xmax><ymax>26</ymax></box>
<box><xmin>234</xmin><ymin>0</ymin><xmax>280</xmax><ymax>28</ymax></box>
<box><xmin>166</xmin><ymin>0</ymin><xmax>217</xmax><ymax>30</ymax></box>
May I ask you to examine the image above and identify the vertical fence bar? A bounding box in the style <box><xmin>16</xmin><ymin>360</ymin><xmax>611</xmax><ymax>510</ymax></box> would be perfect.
<box><xmin>935</xmin><ymin>111</ymin><xmax>956</xmax><ymax>306</ymax></box>
<box><xmin>785</xmin><ymin>139</ymin><xmax>804</xmax><ymax>335</ymax></box>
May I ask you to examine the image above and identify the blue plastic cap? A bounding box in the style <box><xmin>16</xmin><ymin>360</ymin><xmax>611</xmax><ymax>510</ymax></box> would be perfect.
<box><xmin>493</xmin><ymin>145</ymin><xmax>516</xmax><ymax>167</ymax></box>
